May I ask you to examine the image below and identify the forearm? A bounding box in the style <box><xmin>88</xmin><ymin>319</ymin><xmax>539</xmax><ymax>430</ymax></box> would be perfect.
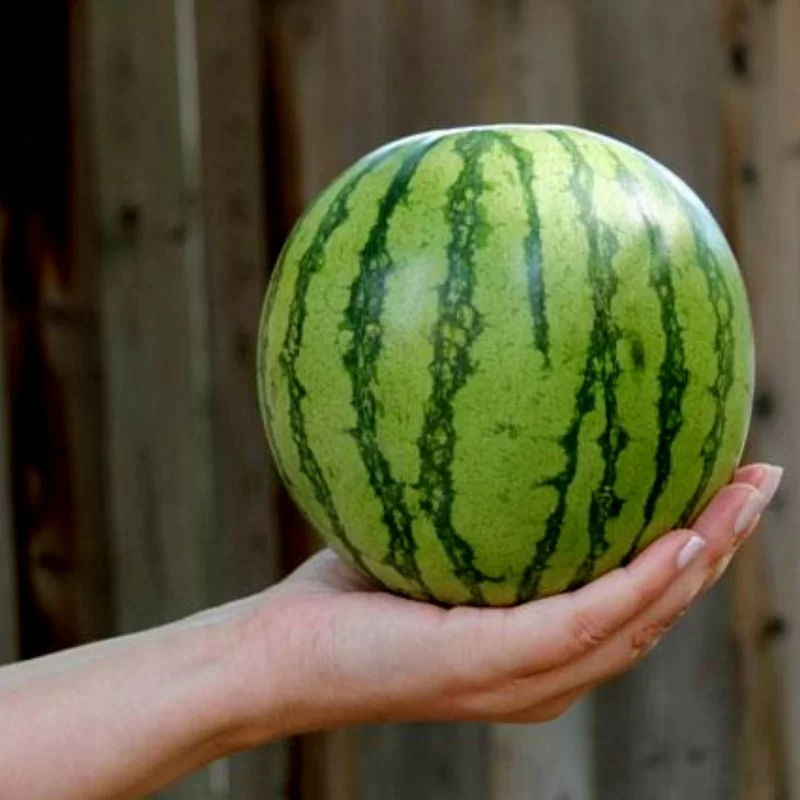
<box><xmin>0</xmin><ymin>595</ymin><xmax>277</xmax><ymax>800</ymax></box>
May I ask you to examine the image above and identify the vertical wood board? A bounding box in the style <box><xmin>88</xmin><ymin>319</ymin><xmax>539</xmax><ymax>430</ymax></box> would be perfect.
<box><xmin>194</xmin><ymin>0</ymin><xmax>289</xmax><ymax>795</ymax></box>
<box><xmin>482</xmin><ymin>2</ymin><xmax>593</xmax><ymax>797</ymax></box>
<box><xmin>725</xmin><ymin>1</ymin><xmax>800</xmax><ymax>798</ymax></box>
<box><xmin>0</xmin><ymin>217</ymin><xmax>17</xmax><ymax>664</ymax></box>
<box><xmin>578</xmin><ymin>2</ymin><xmax>737</xmax><ymax>798</ymax></box>
<box><xmin>86</xmin><ymin>0</ymin><xmax>216</xmax><ymax>795</ymax></box>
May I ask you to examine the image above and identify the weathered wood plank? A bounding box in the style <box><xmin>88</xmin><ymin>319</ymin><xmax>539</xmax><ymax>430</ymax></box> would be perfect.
<box><xmin>725</xmin><ymin>1</ymin><xmax>800</xmax><ymax>798</ymax></box>
<box><xmin>268</xmin><ymin>2</ymin><xmax>492</xmax><ymax>797</ymax></box>
<box><xmin>87</xmin><ymin>0</ymin><xmax>215</xmax><ymax>641</ymax></box>
<box><xmin>66</xmin><ymin>0</ymin><xmax>114</xmax><ymax>651</ymax></box>
<box><xmin>0</xmin><ymin>8</ymin><xmax>76</xmax><ymax>661</ymax></box>
<box><xmin>0</xmin><ymin>3</ymin><xmax>111</xmax><ymax>659</ymax></box>
<box><xmin>477</xmin><ymin>0</ymin><xmax>582</xmax><ymax>126</ymax></box>
<box><xmin>193</xmin><ymin>0</ymin><xmax>289</xmax><ymax>795</ymax></box>
<box><xmin>194</xmin><ymin>0</ymin><xmax>282</xmax><ymax>605</ymax></box>
<box><xmin>85</xmin><ymin>0</ymin><xmax>217</xmax><ymax>795</ymax></box>
<box><xmin>0</xmin><ymin>214</ymin><xmax>17</xmax><ymax>665</ymax></box>
<box><xmin>264</xmin><ymin>4</ymin><xmax>352</xmax><ymax>791</ymax></box>
<box><xmin>267</xmin><ymin>2</ymin><xmax>595</xmax><ymax>796</ymax></box>
<box><xmin>724</xmin><ymin>6</ymin><xmax>781</xmax><ymax>799</ymax></box>
<box><xmin>357</xmin><ymin>723</ymin><xmax>490</xmax><ymax>800</ymax></box>
<box><xmin>492</xmin><ymin>704</ymin><xmax>594</xmax><ymax>800</ymax></box>
<box><xmin>352</xmin><ymin>7</ymin><xmax>491</xmax><ymax>798</ymax></box>
<box><xmin>577</xmin><ymin>2</ymin><xmax>738</xmax><ymax>798</ymax></box>
<box><xmin>268</xmin><ymin>3</ymin><xmax>392</xmax><ymax>796</ymax></box>
<box><xmin>730</xmin><ymin>541</ymin><xmax>786</xmax><ymax>800</ymax></box>
<box><xmin>479</xmin><ymin>2</ymin><xmax>595</xmax><ymax>798</ymax></box>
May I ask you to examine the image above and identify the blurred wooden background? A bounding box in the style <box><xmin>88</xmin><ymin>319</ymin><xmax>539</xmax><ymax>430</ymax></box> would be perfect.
<box><xmin>1</xmin><ymin>0</ymin><xmax>799</xmax><ymax>798</ymax></box>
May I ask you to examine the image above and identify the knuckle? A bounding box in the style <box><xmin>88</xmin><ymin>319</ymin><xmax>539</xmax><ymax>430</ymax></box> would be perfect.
<box><xmin>629</xmin><ymin>621</ymin><xmax>670</xmax><ymax>662</ymax></box>
<box><xmin>632</xmin><ymin>576</ymin><xmax>659</xmax><ymax>609</ymax></box>
<box><xmin>569</xmin><ymin>610</ymin><xmax>611</xmax><ymax>653</ymax></box>
<box><xmin>621</xmin><ymin>565</ymin><xmax>658</xmax><ymax>608</ymax></box>
<box><xmin>453</xmin><ymin>682</ymin><xmax>526</xmax><ymax>719</ymax></box>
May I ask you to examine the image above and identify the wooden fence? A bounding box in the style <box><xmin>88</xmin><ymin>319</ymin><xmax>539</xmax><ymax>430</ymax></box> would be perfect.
<box><xmin>1</xmin><ymin>0</ymin><xmax>799</xmax><ymax>798</ymax></box>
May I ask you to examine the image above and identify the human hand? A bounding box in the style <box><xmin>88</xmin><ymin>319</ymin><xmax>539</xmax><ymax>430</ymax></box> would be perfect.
<box><xmin>237</xmin><ymin>464</ymin><xmax>781</xmax><ymax>740</ymax></box>
<box><xmin>0</xmin><ymin>468</ymin><xmax>780</xmax><ymax>800</ymax></box>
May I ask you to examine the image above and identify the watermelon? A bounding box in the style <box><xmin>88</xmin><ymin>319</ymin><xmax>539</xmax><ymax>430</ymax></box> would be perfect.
<box><xmin>257</xmin><ymin>125</ymin><xmax>754</xmax><ymax>607</ymax></box>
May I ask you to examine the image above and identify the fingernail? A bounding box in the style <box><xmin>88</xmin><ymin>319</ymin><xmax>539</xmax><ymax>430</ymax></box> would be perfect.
<box><xmin>755</xmin><ymin>465</ymin><xmax>783</xmax><ymax>505</ymax></box>
<box><xmin>735</xmin><ymin>489</ymin><xmax>769</xmax><ymax>539</ymax></box>
<box><xmin>676</xmin><ymin>534</ymin><xmax>706</xmax><ymax>570</ymax></box>
<box><xmin>644</xmin><ymin>634</ymin><xmax>664</xmax><ymax>657</ymax></box>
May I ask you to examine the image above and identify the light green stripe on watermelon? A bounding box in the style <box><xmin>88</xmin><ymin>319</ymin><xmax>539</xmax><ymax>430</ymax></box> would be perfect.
<box><xmin>258</xmin><ymin>175</ymin><xmax>349</xmax><ymax>498</ymax></box>
<box><xmin>415</xmin><ymin>131</ymin><xmax>506</xmax><ymax>606</ymax></box>
<box><xmin>632</xmin><ymin>149</ymin><xmax>746</xmax><ymax>529</ymax></box>
<box><xmin>444</xmin><ymin>133</ymin><xmax>567</xmax><ymax>606</ymax></box>
<box><xmin>601</xmin><ymin>145</ymin><xmax>690</xmax><ymax>563</ymax></box>
<box><xmin>673</xmin><ymin>204</ymin><xmax>737</xmax><ymax>527</ymax></box>
<box><xmin>341</xmin><ymin>134</ymin><xmax>444</xmax><ymax>600</ymax></box>
<box><xmin>516</xmin><ymin>130</ymin><xmax>628</xmax><ymax>602</ymax></box>
<box><xmin>576</xmin><ymin>142</ymin><xmax>668</xmax><ymax>581</ymax></box>
<box><xmin>491</xmin><ymin>132</ymin><xmax>549</xmax><ymax>364</ymax></box>
<box><xmin>373</xmin><ymin>137</ymin><xmax>486</xmax><ymax>605</ymax></box>
<box><xmin>268</xmin><ymin>142</ymin><xmax>413</xmax><ymax>582</ymax></box>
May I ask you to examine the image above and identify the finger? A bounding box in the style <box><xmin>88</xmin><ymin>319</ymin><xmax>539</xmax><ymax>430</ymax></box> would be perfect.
<box><xmin>488</xmin><ymin>686</ymin><xmax>588</xmax><ymax>725</ymax></box>
<box><xmin>475</xmin><ymin>483</ymin><xmax>774</xmax><ymax>713</ymax></box>
<box><xmin>438</xmin><ymin>527</ymin><xmax>704</xmax><ymax>686</ymax></box>
<box><xmin>707</xmin><ymin>464</ymin><xmax>783</xmax><ymax>585</ymax></box>
<box><xmin>706</xmin><ymin>467</ymin><xmax>782</xmax><ymax>541</ymax></box>
<box><xmin>735</xmin><ymin>463</ymin><xmax>784</xmax><ymax>498</ymax></box>
<box><xmin>455</xmin><ymin>481</ymin><xmax>762</xmax><ymax>682</ymax></box>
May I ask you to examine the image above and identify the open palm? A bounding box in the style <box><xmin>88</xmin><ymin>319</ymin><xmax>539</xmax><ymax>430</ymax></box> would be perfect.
<box><xmin>245</xmin><ymin>464</ymin><xmax>779</xmax><ymax>736</ymax></box>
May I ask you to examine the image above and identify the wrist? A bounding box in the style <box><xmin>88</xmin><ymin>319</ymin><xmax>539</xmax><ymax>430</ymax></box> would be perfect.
<box><xmin>0</xmin><ymin>597</ymin><xmax>286</xmax><ymax>800</ymax></box>
<box><xmin>201</xmin><ymin>591</ymin><xmax>299</xmax><ymax>750</ymax></box>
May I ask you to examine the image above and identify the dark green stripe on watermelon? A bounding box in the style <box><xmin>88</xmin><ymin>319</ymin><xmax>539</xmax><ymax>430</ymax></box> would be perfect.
<box><xmin>342</xmin><ymin>137</ymin><xmax>442</xmax><ymax>600</ymax></box>
<box><xmin>605</xmin><ymin>149</ymin><xmax>690</xmax><ymax>564</ymax></box>
<box><xmin>491</xmin><ymin>132</ymin><xmax>550</xmax><ymax>365</ymax></box>
<box><xmin>518</xmin><ymin>131</ymin><xmax>629</xmax><ymax>602</ymax></box>
<box><xmin>259</xmin><ymin>217</ymin><xmax>311</xmax><ymax>498</ymax></box>
<box><xmin>674</xmin><ymin>200</ymin><xmax>736</xmax><ymax>527</ymax></box>
<box><xmin>416</xmin><ymin>132</ymin><xmax>503</xmax><ymax>606</ymax></box>
<box><xmin>277</xmin><ymin>149</ymin><xmax>402</xmax><ymax>583</ymax></box>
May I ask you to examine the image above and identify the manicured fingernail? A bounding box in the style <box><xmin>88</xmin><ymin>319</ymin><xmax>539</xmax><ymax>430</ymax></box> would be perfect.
<box><xmin>735</xmin><ymin>489</ymin><xmax>769</xmax><ymax>539</ymax></box>
<box><xmin>755</xmin><ymin>465</ymin><xmax>783</xmax><ymax>505</ymax></box>
<box><xmin>676</xmin><ymin>534</ymin><xmax>706</xmax><ymax>570</ymax></box>
<box><xmin>644</xmin><ymin>634</ymin><xmax>664</xmax><ymax>657</ymax></box>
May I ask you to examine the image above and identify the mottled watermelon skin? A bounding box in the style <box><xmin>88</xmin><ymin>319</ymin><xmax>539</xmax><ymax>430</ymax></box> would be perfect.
<box><xmin>257</xmin><ymin>125</ymin><xmax>754</xmax><ymax>607</ymax></box>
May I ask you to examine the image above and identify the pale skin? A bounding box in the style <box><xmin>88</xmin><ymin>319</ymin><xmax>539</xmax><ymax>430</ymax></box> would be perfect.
<box><xmin>0</xmin><ymin>463</ymin><xmax>783</xmax><ymax>800</ymax></box>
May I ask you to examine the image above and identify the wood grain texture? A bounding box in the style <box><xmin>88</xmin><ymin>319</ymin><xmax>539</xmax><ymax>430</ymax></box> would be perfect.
<box><xmin>349</xmin><ymin>11</ymin><xmax>491</xmax><ymax>790</ymax></box>
<box><xmin>477</xmin><ymin>0</ymin><xmax>582</xmax><ymax>126</ymax></box>
<box><xmin>268</xmin><ymin>3</ymin><xmax>492</xmax><ymax>796</ymax></box>
<box><xmin>66</xmin><ymin>0</ymin><xmax>114</xmax><ymax>650</ymax></box>
<box><xmin>267</xmin><ymin>2</ymin><xmax>595</xmax><ymax>797</ymax></box>
<box><xmin>357</xmin><ymin>723</ymin><xmax>490</xmax><ymax>800</ymax></box>
<box><xmin>85</xmin><ymin>1</ymin><xmax>217</xmax><ymax>795</ymax></box>
<box><xmin>194</xmin><ymin>0</ymin><xmax>282</xmax><ymax>604</ymax></box>
<box><xmin>578</xmin><ymin>2</ymin><xmax>738</xmax><ymax>799</ymax></box>
<box><xmin>492</xmin><ymin>704</ymin><xmax>595</xmax><ymax>800</ymax></box>
<box><xmin>194</xmin><ymin>0</ymin><xmax>289</xmax><ymax>795</ymax></box>
<box><xmin>0</xmin><ymin>215</ymin><xmax>17</xmax><ymax>665</ymax></box>
<box><xmin>480</xmin><ymin>2</ymin><xmax>594</xmax><ymax>797</ymax></box>
<box><xmin>0</xmin><ymin>3</ymin><xmax>111</xmax><ymax>659</ymax></box>
<box><xmin>87</xmin><ymin>0</ymin><xmax>216</xmax><ymax>638</ymax></box>
<box><xmin>726</xmin><ymin>1</ymin><xmax>800</xmax><ymax>798</ymax></box>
